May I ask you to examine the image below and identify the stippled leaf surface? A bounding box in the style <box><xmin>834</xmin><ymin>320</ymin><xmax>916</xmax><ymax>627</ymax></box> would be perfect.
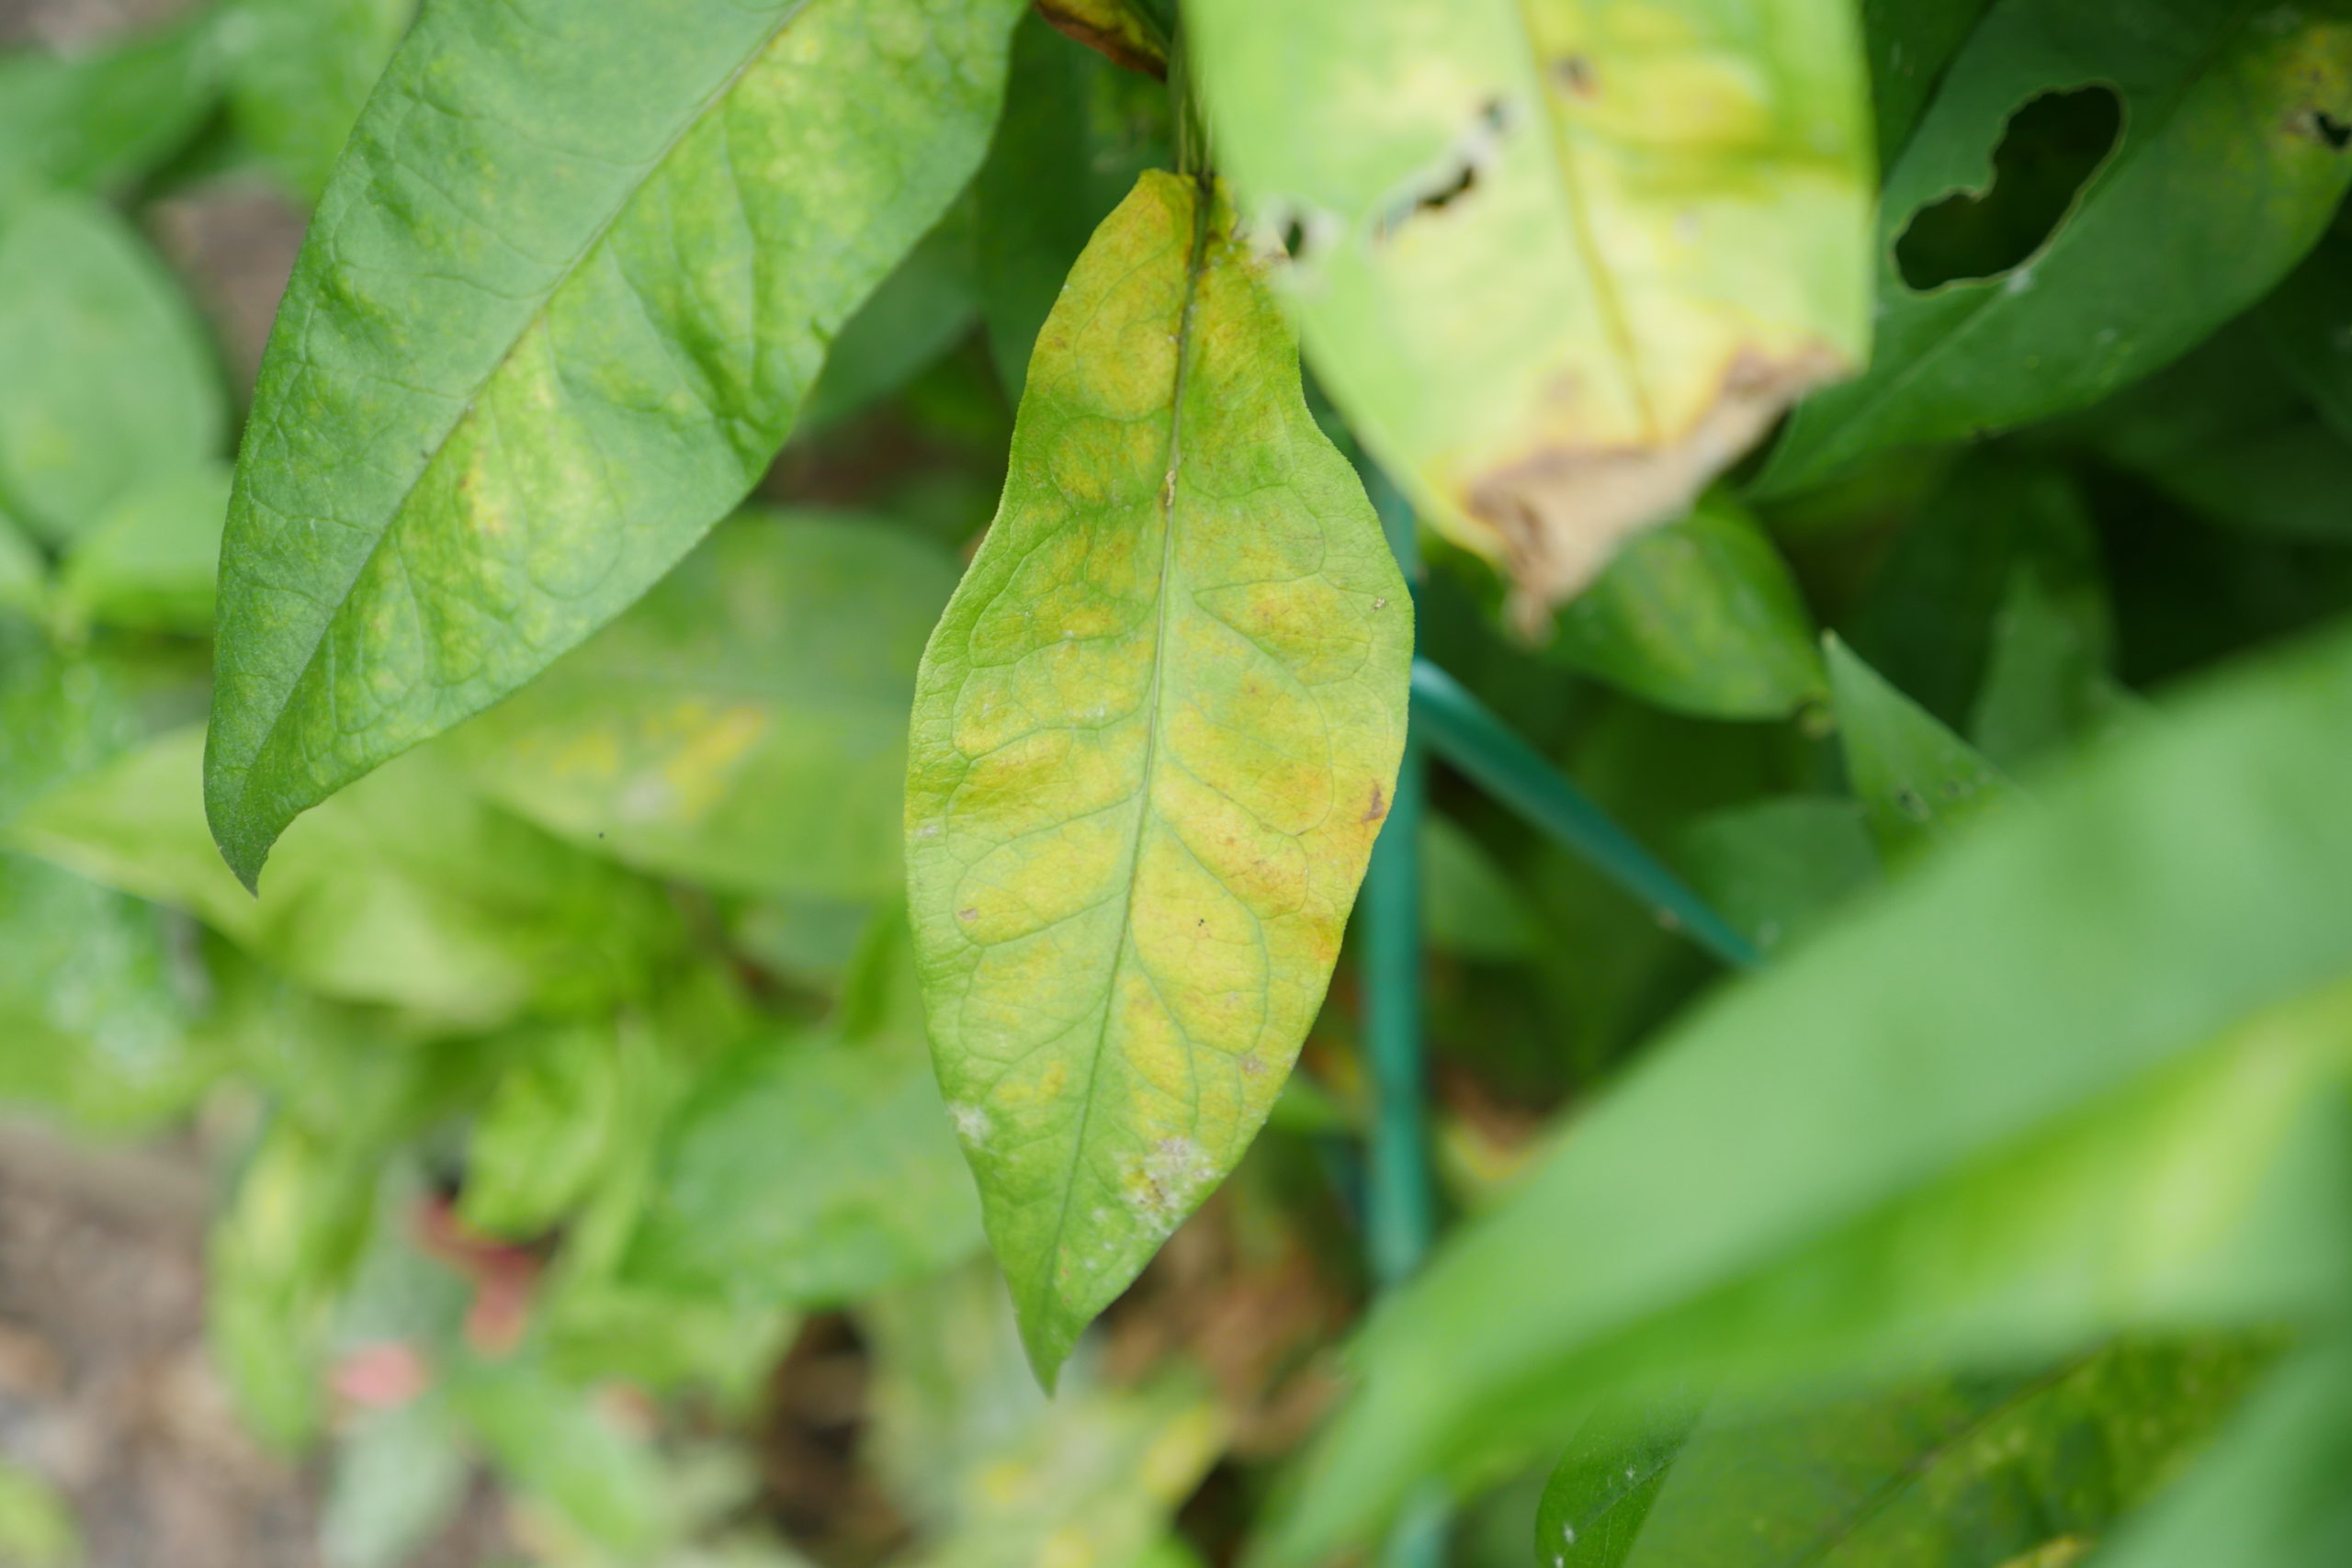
<box><xmin>1545</xmin><ymin>493</ymin><xmax>1824</xmax><ymax>721</ymax></box>
<box><xmin>1187</xmin><ymin>0</ymin><xmax>1872</xmax><ymax>612</ymax></box>
<box><xmin>904</xmin><ymin>172</ymin><xmax>1410</xmax><ymax>1380</ymax></box>
<box><xmin>204</xmin><ymin>0</ymin><xmax>1023</xmax><ymax>887</ymax></box>
<box><xmin>0</xmin><ymin>195</ymin><xmax>221</xmax><ymax>547</ymax></box>
<box><xmin>1255</xmin><ymin>621</ymin><xmax>2352</xmax><ymax>1566</ymax></box>
<box><xmin>1826</xmin><ymin>635</ymin><xmax>2017</xmax><ymax>863</ymax></box>
<box><xmin>1538</xmin><ymin>1340</ymin><xmax>2266</xmax><ymax>1568</ymax></box>
<box><xmin>455</xmin><ymin>510</ymin><xmax>959</xmax><ymax>901</ymax></box>
<box><xmin>1765</xmin><ymin>0</ymin><xmax>2352</xmax><ymax>494</ymax></box>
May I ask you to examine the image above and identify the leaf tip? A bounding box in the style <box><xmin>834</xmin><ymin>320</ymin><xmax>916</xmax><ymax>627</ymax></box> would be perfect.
<box><xmin>200</xmin><ymin>744</ymin><xmax>273</xmax><ymax>897</ymax></box>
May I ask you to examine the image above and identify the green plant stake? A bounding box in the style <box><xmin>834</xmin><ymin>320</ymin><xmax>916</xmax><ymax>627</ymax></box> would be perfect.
<box><xmin>1408</xmin><ymin>662</ymin><xmax>1762</xmax><ymax>971</ymax></box>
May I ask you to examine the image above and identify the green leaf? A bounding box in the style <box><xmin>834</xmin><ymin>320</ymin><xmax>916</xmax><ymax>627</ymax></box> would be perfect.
<box><xmin>0</xmin><ymin>196</ymin><xmax>222</xmax><ymax>547</ymax></box>
<box><xmin>628</xmin><ymin>1035</ymin><xmax>985</xmax><ymax>1306</ymax></box>
<box><xmin>451</xmin><ymin>1356</ymin><xmax>671</xmax><ymax>1556</ymax></box>
<box><xmin>1540</xmin><ymin>1339</ymin><xmax>2267</xmax><ymax>1568</ymax></box>
<box><xmin>55</xmin><ymin>460</ymin><xmax>231</xmax><ymax>637</ymax></box>
<box><xmin>1187</xmin><ymin>0</ymin><xmax>1873</xmax><ymax>611</ymax></box>
<box><xmin>1826</xmin><ymin>635</ymin><xmax>2017</xmax><ymax>862</ymax></box>
<box><xmin>1842</xmin><ymin>458</ymin><xmax>2091</xmax><ymax>731</ymax></box>
<box><xmin>1675</xmin><ymin>796</ymin><xmax>1878</xmax><ymax>957</ymax></box>
<box><xmin>226</xmin><ymin>0</ymin><xmax>415</xmax><ymax>201</ymax></box>
<box><xmin>905</xmin><ymin>1371</ymin><xmax>1225</xmax><ymax>1568</ymax></box>
<box><xmin>2096</xmin><ymin>1338</ymin><xmax>2352</xmax><ymax>1568</ymax></box>
<box><xmin>862</xmin><ymin>1259</ymin><xmax>1045</xmax><ymax>1530</ymax></box>
<box><xmin>1423</xmin><ymin>814</ymin><xmax>1541</xmax><ymax>964</ymax></box>
<box><xmin>2257</xmin><ymin>212</ymin><xmax>2352</xmax><ymax>441</ymax></box>
<box><xmin>1253</xmin><ymin>619</ymin><xmax>2352</xmax><ymax>1566</ymax></box>
<box><xmin>2085</xmin><ymin>320</ymin><xmax>2352</xmax><ymax>543</ymax></box>
<box><xmin>628</xmin><ymin>915</ymin><xmax>983</xmax><ymax>1305</ymax></box>
<box><xmin>0</xmin><ymin>620</ymin><xmax>146</xmax><ymax>829</ymax></box>
<box><xmin>0</xmin><ymin>516</ymin><xmax>43</xmax><ymax>615</ymax></box>
<box><xmin>322</xmin><ymin>1397</ymin><xmax>469</xmax><ymax>1568</ymax></box>
<box><xmin>459</xmin><ymin>1021</ymin><xmax>625</xmax><ymax>1239</ymax></box>
<box><xmin>0</xmin><ymin>851</ymin><xmax>209</xmax><ymax>1129</ymax></box>
<box><xmin>797</xmin><ymin>202</ymin><xmax>982</xmax><ymax>434</ymax></box>
<box><xmin>974</xmin><ymin>12</ymin><xmax>1170</xmax><ymax>399</ymax></box>
<box><xmin>203</xmin><ymin>0</ymin><xmax>1025</xmax><ymax>889</ymax></box>
<box><xmin>1969</xmin><ymin>537</ymin><xmax>2132</xmax><ymax>772</ymax></box>
<box><xmin>455</xmin><ymin>510</ymin><xmax>960</xmax><ymax>901</ymax></box>
<box><xmin>1764</xmin><ymin>0</ymin><xmax>2352</xmax><ymax>493</ymax></box>
<box><xmin>210</xmin><ymin>1117</ymin><xmax>382</xmax><ymax>1447</ymax></box>
<box><xmin>1861</xmin><ymin>0</ymin><xmax>1993</xmax><ymax>163</ymax></box>
<box><xmin>903</xmin><ymin>172</ymin><xmax>1410</xmax><ymax>1382</ymax></box>
<box><xmin>1544</xmin><ymin>493</ymin><xmax>1824</xmax><ymax>721</ymax></box>
<box><xmin>0</xmin><ymin>17</ymin><xmax>226</xmax><ymax>209</ymax></box>
<box><xmin>14</xmin><ymin>728</ymin><xmax>681</xmax><ymax>1027</ymax></box>
<box><xmin>0</xmin><ymin>1461</ymin><xmax>80</xmax><ymax>1568</ymax></box>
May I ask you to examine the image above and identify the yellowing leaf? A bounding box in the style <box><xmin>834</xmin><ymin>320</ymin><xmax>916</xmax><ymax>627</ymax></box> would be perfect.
<box><xmin>204</xmin><ymin>0</ymin><xmax>1023</xmax><ymax>888</ymax></box>
<box><xmin>904</xmin><ymin>172</ymin><xmax>1410</xmax><ymax>1381</ymax></box>
<box><xmin>1187</xmin><ymin>0</ymin><xmax>1873</xmax><ymax>614</ymax></box>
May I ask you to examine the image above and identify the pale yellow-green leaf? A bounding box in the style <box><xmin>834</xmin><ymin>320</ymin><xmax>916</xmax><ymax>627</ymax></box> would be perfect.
<box><xmin>904</xmin><ymin>171</ymin><xmax>1410</xmax><ymax>1381</ymax></box>
<box><xmin>1187</xmin><ymin>0</ymin><xmax>1873</xmax><ymax>613</ymax></box>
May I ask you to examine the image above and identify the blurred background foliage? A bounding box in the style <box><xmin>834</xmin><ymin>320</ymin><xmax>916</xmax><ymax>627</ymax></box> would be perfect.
<box><xmin>3</xmin><ymin>0</ymin><xmax>2352</xmax><ymax>1566</ymax></box>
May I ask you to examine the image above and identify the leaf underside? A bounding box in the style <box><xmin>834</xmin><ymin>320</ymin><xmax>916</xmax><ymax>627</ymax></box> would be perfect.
<box><xmin>204</xmin><ymin>0</ymin><xmax>1022</xmax><ymax>888</ymax></box>
<box><xmin>903</xmin><ymin>171</ymin><xmax>1410</xmax><ymax>1382</ymax></box>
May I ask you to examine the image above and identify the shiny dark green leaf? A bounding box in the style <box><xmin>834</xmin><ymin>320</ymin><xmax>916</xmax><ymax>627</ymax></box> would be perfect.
<box><xmin>1255</xmin><ymin>619</ymin><xmax>2352</xmax><ymax>1566</ymax></box>
<box><xmin>1767</xmin><ymin>0</ymin><xmax>2352</xmax><ymax>492</ymax></box>
<box><xmin>1827</xmin><ymin>634</ymin><xmax>2018</xmax><ymax>862</ymax></box>
<box><xmin>1540</xmin><ymin>1340</ymin><xmax>2267</xmax><ymax>1568</ymax></box>
<box><xmin>1546</xmin><ymin>495</ymin><xmax>1825</xmax><ymax>721</ymax></box>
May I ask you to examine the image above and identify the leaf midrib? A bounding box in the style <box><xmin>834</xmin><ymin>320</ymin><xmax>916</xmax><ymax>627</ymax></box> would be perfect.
<box><xmin>1507</xmin><ymin>0</ymin><xmax>1659</xmax><ymax>441</ymax></box>
<box><xmin>1035</xmin><ymin>178</ymin><xmax>1216</xmax><ymax>1325</ymax></box>
<box><xmin>228</xmin><ymin>0</ymin><xmax>818</xmax><ymax>804</ymax></box>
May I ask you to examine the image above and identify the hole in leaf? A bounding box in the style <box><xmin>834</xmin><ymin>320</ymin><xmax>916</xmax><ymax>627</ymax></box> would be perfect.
<box><xmin>1373</xmin><ymin>98</ymin><xmax>1511</xmax><ymax>240</ymax></box>
<box><xmin>2306</xmin><ymin>108</ymin><xmax>2351</xmax><ymax>151</ymax></box>
<box><xmin>1894</xmin><ymin>85</ymin><xmax>2122</xmax><ymax>291</ymax></box>
<box><xmin>1554</xmin><ymin>54</ymin><xmax>1598</xmax><ymax>98</ymax></box>
<box><xmin>1279</xmin><ymin>216</ymin><xmax>1310</xmax><ymax>262</ymax></box>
